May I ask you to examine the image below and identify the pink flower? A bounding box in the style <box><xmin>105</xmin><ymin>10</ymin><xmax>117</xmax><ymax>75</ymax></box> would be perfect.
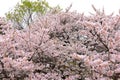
<box><xmin>99</xmin><ymin>61</ymin><xmax>109</xmax><ymax>67</ymax></box>
<box><xmin>71</xmin><ymin>53</ymin><xmax>86</xmax><ymax>60</ymax></box>
<box><xmin>107</xmin><ymin>70</ymin><xmax>114</xmax><ymax>76</ymax></box>
<box><xmin>116</xmin><ymin>54</ymin><xmax>120</xmax><ymax>62</ymax></box>
<box><xmin>90</xmin><ymin>59</ymin><xmax>103</xmax><ymax>67</ymax></box>
<box><xmin>115</xmin><ymin>68</ymin><xmax>120</xmax><ymax>73</ymax></box>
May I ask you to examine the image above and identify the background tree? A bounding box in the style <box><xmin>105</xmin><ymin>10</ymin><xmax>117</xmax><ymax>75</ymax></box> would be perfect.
<box><xmin>5</xmin><ymin>0</ymin><xmax>51</xmax><ymax>29</ymax></box>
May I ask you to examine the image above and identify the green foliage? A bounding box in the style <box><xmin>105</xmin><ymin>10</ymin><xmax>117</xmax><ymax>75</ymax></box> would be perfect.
<box><xmin>5</xmin><ymin>0</ymin><xmax>51</xmax><ymax>29</ymax></box>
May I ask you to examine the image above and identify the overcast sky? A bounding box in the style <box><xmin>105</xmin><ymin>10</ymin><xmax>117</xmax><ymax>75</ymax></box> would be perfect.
<box><xmin>0</xmin><ymin>0</ymin><xmax>120</xmax><ymax>17</ymax></box>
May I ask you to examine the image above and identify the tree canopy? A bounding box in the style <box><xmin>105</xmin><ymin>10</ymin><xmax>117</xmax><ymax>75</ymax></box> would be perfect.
<box><xmin>5</xmin><ymin>0</ymin><xmax>51</xmax><ymax>29</ymax></box>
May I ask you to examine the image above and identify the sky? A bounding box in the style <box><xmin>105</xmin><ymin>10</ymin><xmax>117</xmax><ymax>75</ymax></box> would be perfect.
<box><xmin>0</xmin><ymin>0</ymin><xmax>120</xmax><ymax>17</ymax></box>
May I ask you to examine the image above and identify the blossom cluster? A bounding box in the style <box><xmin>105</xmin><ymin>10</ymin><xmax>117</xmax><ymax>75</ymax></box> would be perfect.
<box><xmin>0</xmin><ymin>6</ymin><xmax>120</xmax><ymax>80</ymax></box>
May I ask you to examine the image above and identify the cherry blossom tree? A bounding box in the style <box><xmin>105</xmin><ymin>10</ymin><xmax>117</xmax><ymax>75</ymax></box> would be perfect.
<box><xmin>0</xmin><ymin>5</ymin><xmax>120</xmax><ymax>80</ymax></box>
